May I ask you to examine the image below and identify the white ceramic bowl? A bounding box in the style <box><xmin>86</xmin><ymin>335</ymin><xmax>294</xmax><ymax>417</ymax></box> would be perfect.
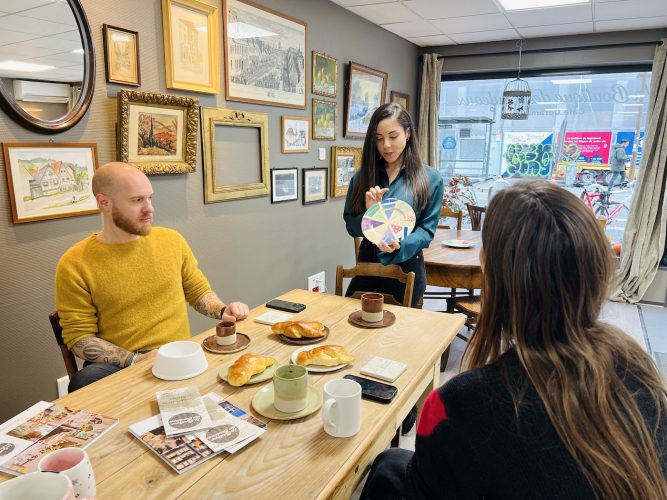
<box><xmin>152</xmin><ymin>341</ymin><xmax>208</xmax><ymax>381</ymax></box>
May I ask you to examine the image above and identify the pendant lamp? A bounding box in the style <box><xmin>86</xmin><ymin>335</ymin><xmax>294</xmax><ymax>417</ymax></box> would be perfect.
<box><xmin>501</xmin><ymin>40</ymin><xmax>531</xmax><ymax>120</ymax></box>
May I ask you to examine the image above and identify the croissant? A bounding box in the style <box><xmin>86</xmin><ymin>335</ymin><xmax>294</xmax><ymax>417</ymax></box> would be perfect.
<box><xmin>227</xmin><ymin>354</ymin><xmax>275</xmax><ymax>387</ymax></box>
<box><xmin>272</xmin><ymin>321</ymin><xmax>326</xmax><ymax>339</ymax></box>
<box><xmin>296</xmin><ymin>345</ymin><xmax>354</xmax><ymax>367</ymax></box>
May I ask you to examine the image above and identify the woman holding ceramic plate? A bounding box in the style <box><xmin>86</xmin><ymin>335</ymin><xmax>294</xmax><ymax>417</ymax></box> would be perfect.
<box><xmin>343</xmin><ymin>103</ymin><xmax>444</xmax><ymax>307</ymax></box>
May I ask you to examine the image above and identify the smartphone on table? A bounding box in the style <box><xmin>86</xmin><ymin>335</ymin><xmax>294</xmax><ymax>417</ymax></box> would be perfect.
<box><xmin>265</xmin><ymin>299</ymin><xmax>306</xmax><ymax>313</ymax></box>
<box><xmin>344</xmin><ymin>374</ymin><xmax>398</xmax><ymax>404</ymax></box>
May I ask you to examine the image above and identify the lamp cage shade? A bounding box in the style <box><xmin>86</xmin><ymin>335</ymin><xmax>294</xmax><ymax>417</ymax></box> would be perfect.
<box><xmin>501</xmin><ymin>77</ymin><xmax>531</xmax><ymax>120</ymax></box>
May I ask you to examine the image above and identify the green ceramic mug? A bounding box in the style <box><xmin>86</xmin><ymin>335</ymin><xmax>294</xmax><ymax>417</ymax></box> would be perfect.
<box><xmin>273</xmin><ymin>364</ymin><xmax>308</xmax><ymax>413</ymax></box>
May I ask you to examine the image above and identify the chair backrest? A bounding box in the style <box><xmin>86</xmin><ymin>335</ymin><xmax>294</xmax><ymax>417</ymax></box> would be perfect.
<box><xmin>466</xmin><ymin>204</ymin><xmax>486</xmax><ymax>231</ymax></box>
<box><xmin>49</xmin><ymin>311</ymin><xmax>79</xmax><ymax>379</ymax></box>
<box><xmin>438</xmin><ymin>206</ymin><xmax>462</xmax><ymax>230</ymax></box>
<box><xmin>354</xmin><ymin>237</ymin><xmax>362</xmax><ymax>262</ymax></box>
<box><xmin>335</xmin><ymin>262</ymin><xmax>415</xmax><ymax>307</ymax></box>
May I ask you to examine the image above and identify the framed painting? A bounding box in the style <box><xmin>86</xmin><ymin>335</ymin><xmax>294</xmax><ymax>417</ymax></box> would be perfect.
<box><xmin>201</xmin><ymin>107</ymin><xmax>270</xmax><ymax>203</ymax></box>
<box><xmin>312</xmin><ymin>51</ymin><xmax>337</xmax><ymax>98</ymax></box>
<box><xmin>117</xmin><ymin>89</ymin><xmax>199</xmax><ymax>174</ymax></box>
<box><xmin>312</xmin><ymin>99</ymin><xmax>336</xmax><ymax>141</ymax></box>
<box><xmin>344</xmin><ymin>62</ymin><xmax>388</xmax><ymax>139</ymax></box>
<box><xmin>302</xmin><ymin>167</ymin><xmax>327</xmax><ymax>205</ymax></box>
<box><xmin>390</xmin><ymin>90</ymin><xmax>409</xmax><ymax>112</ymax></box>
<box><xmin>103</xmin><ymin>24</ymin><xmax>140</xmax><ymax>86</ymax></box>
<box><xmin>271</xmin><ymin>168</ymin><xmax>298</xmax><ymax>203</ymax></box>
<box><xmin>330</xmin><ymin>146</ymin><xmax>361</xmax><ymax>197</ymax></box>
<box><xmin>2</xmin><ymin>142</ymin><xmax>99</xmax><ymax>223</ymax></box>
<box><xmin>223</xmin><ymin>0</ymin><xmax>306</xmax><ymax>108</ymax></box>
<box><xmin>281</xmin><ymin>116</ymin><xmax>310</xmax><ymax>153</ymax></box>
<box><xmin>162</xmin><ymin>0</ymin><xmax>220</xmax><ymax>94</ymax></box>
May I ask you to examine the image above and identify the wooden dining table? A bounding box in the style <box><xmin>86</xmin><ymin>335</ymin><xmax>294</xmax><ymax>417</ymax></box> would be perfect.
<box><xmin>1</xmin><ymin>289</ymin><xmax>464</xmax><ymax>499</ymax></box>
<box><xmin>423</xmin><ymin>228</ymin><xmax>483</xmax><ymax>290</ymax></box>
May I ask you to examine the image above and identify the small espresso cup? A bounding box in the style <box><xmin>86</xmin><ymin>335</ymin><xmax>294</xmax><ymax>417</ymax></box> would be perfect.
<box><xmin>38</xmin><ymin>448</ymin><xmax>95</xmax><ymax>499</ymax></box>
<box><xmin>361</xmin><ymin>292</ymin><xmax>384</xmax><ymax>323</ymax></box>
<box><xmin>322</xmin><ymin>378</ymin><xmax>362</xmax><ymax>438</ymax></box>
<box><xmin>216</xmin><ymin>321</ymin><xmax>237</xmax><ymax>346</ymax></box>
<box><xmin>273</xmin><ymin>364</ymin><xmax>308</xmax><ymax>413</ymax></box>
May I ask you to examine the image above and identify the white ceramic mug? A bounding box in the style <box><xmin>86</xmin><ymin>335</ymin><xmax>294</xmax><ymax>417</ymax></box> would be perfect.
<box><xmin>321</xmin><ymin>378</ymin><xmax>361</xmax><ymax>438</ymax></box>
<box><xmin>0</xmin><ymin>471</ymin><xmax>74</xmax><ymax>500</ymax></box>
<box><xmin>38</xmin><ymin>448</ymin><xmax>95</xmax><ymax>499</ymax></box>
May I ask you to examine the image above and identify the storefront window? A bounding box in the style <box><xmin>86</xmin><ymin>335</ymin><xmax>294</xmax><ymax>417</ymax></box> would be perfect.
<box><xmin>439</xmin><ymin>70</ymin><xmax>651</xmax><ymax>242</ymax></box>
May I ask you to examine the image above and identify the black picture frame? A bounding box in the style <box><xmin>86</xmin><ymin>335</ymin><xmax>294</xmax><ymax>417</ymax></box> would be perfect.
<box><xmin>271</xmin><ymin>167</ymin><xmax>298</xmax><ymax>203</ymax></box>
<box><xmin>302</xmin><ymin>167</ymin><xmax>328</xmax><ymax>205</ymax></box>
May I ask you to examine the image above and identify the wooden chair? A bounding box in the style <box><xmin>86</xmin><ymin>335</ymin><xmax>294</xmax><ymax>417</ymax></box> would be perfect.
<box><xmin>335</xmin><ymin>262</ymin><xmax>415</xmax><ymax>308</ymax></box>
<box><xmin>438</xmin><ymin>207</ymin><xmax>463</xmax><ymax>230</ymax></box>
<box><xmin>354</xmin><ymin>236</ymin><xmax>362</xmax><ymax>262</ymax></box>
<box><xmin>49</xmin><ymin>311</ymin><xmax>79</xmax><ymax>379</ymax></box>
<box><xmin>466</xmin><ymin>204</ymin><xmax>486</xmax><ymax>231</ymax></box>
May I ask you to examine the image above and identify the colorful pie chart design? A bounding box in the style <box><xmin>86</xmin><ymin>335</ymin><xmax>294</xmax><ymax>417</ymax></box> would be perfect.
<box><xmin>361</xmin><ymin>198</ymin><xmax>416</xmax><ymax>245</ymax></box>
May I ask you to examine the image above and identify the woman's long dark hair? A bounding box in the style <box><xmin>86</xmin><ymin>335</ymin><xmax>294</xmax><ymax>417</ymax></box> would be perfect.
<box><xmin>464</xmin><ymin>181</ymin><xmax>667</xmax><ymax>500</ymax></box>
<box><xmin>348</xmin><ymin>103</ymin><xmax>429</xmax><ymax>213</ymax></box>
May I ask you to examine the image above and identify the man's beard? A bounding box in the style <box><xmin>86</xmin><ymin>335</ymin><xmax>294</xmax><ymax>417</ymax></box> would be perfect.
<box><xmin>112</xmin><ymin>207</ymin><xmax>152</xmax><ymax>236</ymax></box>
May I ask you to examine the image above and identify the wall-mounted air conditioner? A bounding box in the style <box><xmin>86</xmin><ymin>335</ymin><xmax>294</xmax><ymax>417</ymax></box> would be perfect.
<box><xmin>12</xmin><ymin>80</ymin><xmax>70</xmax><ymax>104</ymax></box>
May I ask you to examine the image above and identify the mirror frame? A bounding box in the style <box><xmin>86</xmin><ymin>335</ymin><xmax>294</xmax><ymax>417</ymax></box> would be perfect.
<box><xmin>0</xmin><ymin>0</ymin><xmax>95</xmax><ymax>134</ymax></box>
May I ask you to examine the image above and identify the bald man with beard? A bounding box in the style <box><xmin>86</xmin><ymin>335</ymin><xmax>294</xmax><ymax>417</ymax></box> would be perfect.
<box><xmin>55</xmin><ymin>162</ymin><xmax>249</xmax><ymax>391</ymax></box>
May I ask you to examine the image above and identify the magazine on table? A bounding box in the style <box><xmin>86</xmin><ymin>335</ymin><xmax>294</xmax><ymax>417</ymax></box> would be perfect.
<box><xmin>129</xmin><ymin>392</ymin><xmax>266</xmax><ymax>474</ymax></box>
<box><xmin>0</xmin><ymin>401</ymin><xmax>118</xmax><ymax>476</ymax></box>
<box><xmin>155</xmin><ymin>386</ymin><xmax>215</xmax><ymax>436</ymax></box>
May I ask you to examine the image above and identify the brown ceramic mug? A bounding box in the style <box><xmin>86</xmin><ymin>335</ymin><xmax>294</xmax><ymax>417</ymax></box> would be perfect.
<box><xmin>216</xmin><ymin>321</ymin><xmax>237</xmax><ymax>346</ymax></box>
<box><xmin>361</xmin><ymin>292</ymin><xmax>384</xmax><ymax>323</ymax></box>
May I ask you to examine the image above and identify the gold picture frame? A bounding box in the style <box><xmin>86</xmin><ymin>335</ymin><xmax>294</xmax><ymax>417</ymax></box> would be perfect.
<box><xmin>117</xmin><ymin>89</ymin><xmax>199</xmax><ymax>174</ymax></box>
<box><xmin>390</xmin><ymin>90</ymin><xmax>409</xmax><ymax>112</ymax></box>
<box><xmin>330</xmin><ymin>146</ymin><xmax>361</xmax><ymax>197</ymax></box>
<box><xmin>344</xmin><ymin>62</ymin><xmax>388</xmax><ymax>139</ymax></box>
<box><xmin>162</xmin><ymin>0</ymin><xmax>220</xmax><ymax>94</ymax></box>
<box><xmin>312</xmin><ymin>51</ymin><xmax>337</xmax><ymax>98</ymax></box>
<box><xmin>3</xmin><ymin>142</ymin><xmax>99</xmax><ymax>224</ymax></box>
<box><xmin>201</xmin><ymin>107</ymin><xmax>271</xmax><ymax>203</ymax></box>
<box><xmin>281</xmin><ymin>115</ymin><xmax>310</xmax><ymax>153</ymax></box>
<box><xmin>103</xmin><ymin>24</ymin><xmax>140</xmax><ymax>86</ymax></box>
<box><xmin>312</xmin><ymin>99</ymin><xmax>336</xmax><ymax>140</ymax></box>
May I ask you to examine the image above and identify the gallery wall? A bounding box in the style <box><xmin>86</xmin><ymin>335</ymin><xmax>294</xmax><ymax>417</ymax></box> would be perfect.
<box><xmin>0</xmin><ymin>0</ymin><xmax>419</xmax><ymax>421</ymax></box>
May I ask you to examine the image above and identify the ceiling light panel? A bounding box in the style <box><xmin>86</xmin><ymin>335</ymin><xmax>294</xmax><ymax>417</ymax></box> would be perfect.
<box><xmin>498</xmin><ymin>0</ymin><xmax>590</xmax><ymax>10</ymax></box>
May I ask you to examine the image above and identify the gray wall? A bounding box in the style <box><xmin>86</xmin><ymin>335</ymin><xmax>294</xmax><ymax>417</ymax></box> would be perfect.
<box><xmin>0</xmin><ymin>0</ymin><xmax>419</xmax><ymax>421</ymax></box>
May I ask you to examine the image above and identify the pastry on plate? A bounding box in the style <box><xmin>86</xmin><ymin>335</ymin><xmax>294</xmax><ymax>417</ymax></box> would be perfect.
<box><xmin>296</xmin><ymin>345</ymin><xmax>354</xmax><ymax>367</ymax></box>
<box><xmin>227</xmin><ymin>354</ymin><xmax>275</xmax><ymax>386</ymax></box>
<box><xmin>272</xmin><ymin>321</ymin><xmax>326</xmax><ymax>339</ymax></box>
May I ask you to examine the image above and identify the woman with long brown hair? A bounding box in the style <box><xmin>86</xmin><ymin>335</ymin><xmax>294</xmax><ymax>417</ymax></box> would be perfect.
<box><xmin>343</xmin><ymin>102</ymin><xmax>443</xmax><ymax>307</ymax></box>
<box><xmin>361</xmin><ymin>181</ymin><xmax>667</xmax><ymax>499</ymax></box>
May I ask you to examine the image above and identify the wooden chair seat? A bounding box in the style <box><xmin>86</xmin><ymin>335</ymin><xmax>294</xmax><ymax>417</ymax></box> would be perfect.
<box><xmin>49</xmin><ymin>311</ymin><xmax>79</xmax><ymax>379</ymax></box>
<box><xmin>449</xmin><ymin>296</ymin><xmax>481</xmax><ymax>317</ymax></box>
<box><xmin>335</xmin><ymin>262</ymin><xmax>415</xmax><ymax>308</ymax></box>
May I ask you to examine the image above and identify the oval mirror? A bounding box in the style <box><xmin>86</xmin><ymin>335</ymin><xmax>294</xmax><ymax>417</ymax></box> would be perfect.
<box><xmin>0</xmin><ymin>0</ymin><xmax>95</xmax><ymax>134</ymax></box>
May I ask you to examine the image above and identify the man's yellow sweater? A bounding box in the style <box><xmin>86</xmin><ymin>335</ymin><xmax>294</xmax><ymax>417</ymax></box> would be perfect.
<box><xmin>55</xmin><ymin>227</ymin><xmax>212</xmax><ymax>351</ymax></box>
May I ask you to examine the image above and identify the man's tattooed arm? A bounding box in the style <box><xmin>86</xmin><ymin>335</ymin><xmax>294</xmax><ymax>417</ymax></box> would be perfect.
<box><xmin>194</xmin><ymin>292</ymin><xmax>225</xmax><ymax>319</ymax></box>
<box><xmin>71</xmin><ymin>336</ymin><xmax>133</xmax><ymax>367</ymax></box>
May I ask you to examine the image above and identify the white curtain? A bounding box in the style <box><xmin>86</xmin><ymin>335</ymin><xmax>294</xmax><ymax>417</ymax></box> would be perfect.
<box><xmin>611</xmin><ymin>39</ymin><xmax>667</xmax><ymax>302</ymax></box>
<box><xmin>418</xmin><ymin>54</ymin><xmax>444</xmax><ymax>168</ymax></box>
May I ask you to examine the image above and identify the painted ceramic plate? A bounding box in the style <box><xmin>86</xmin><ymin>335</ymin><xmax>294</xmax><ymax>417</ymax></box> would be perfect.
<box><xmin>290</xmin><ymin>346</ymin><xmax>350</xmax><ymax>373</ymax></box>
<box><xmin>442</xmin><ymin>239</ymin><xmax>475</xmax><ymax>248</ymax></box>
<box><xmin>362</xmin><ymin>198</ymin><xmax>416</xmax><ymax>245</ymax></box>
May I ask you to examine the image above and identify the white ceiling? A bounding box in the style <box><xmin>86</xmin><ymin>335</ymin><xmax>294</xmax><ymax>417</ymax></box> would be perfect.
<box><xmin>330</xmin><ymin>0</ymin><xmax>667</xmax><ymax>46</ymax></box>
<box><xmin>0</xmin><ymin>0</ymin><xmax>83</xmax><ymax>83</ymax></box>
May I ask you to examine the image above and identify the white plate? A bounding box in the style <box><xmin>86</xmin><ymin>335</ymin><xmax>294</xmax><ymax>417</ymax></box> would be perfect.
<box><xmin>442</xmin><ymin>239</ymin><xmax>475</xmax><ymax>249</ymax></box>
<box><xmin>290</xmin><ymin>346</ymin><xmax>349</xmax><ymax>373</ymax></box>
<box><xmin>361</xmin><ymin>198</ymin><xmax>416</xmax><ymax>245</ymax></box>
<box><xmin>152</xmin><ymin>362</ymin><xmax>208</xmax><ymax>381</ymax></box>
